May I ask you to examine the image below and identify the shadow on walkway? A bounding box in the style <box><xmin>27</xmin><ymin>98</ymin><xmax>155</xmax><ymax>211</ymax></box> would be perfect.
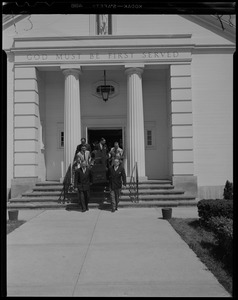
<box><xmin>98</xmin><ymin>203</ymin><xmax>112</xmax><ymax>211</ymax></box>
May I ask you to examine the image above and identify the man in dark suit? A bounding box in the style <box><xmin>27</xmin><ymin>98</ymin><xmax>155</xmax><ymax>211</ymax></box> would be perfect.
<box><xmin>74</xmin><ymin>160</ymin><xmax>92</xmax><ymax>212</ymax></box>
<box><xmin>108</xmin><ymin>158</ymin><xmax>127</xmax><ymax>212</ymax></box>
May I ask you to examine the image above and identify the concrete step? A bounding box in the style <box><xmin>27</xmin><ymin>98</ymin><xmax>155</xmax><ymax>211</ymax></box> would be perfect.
<box><xmin>121</xmin><ymin>194</ymin><xmax>195</xmax><ymax>201</ymax></box>
<box><xmin>21</xmin><ymin>188</ymin><xmax>184</xmax><ymax>198</ymax></box>
<box><xmin>35</xmin><ymin>179</ymin><xmax>172</xmax><ymax>185</ymax></box>
<box><xmin>121</xmin><ymin>189</ymin><xmax>184</xmax><ymax>195</ymax></box>
<box><xmin>31</xmin><ymin>184</ymin><xmax>175</xmax><ymax>192</ymax></box>
<box><xmin>35</xmin><ymin>181</ymin><xmax>62</xmax><ymax>186</ymax></box>
<box><xmin>8</xmin><ymin>179</ymin><xmax>198</xmax><ymax>209</ymax></box>
<box><xmin>10</xmin><ymin>193</ymin><xmax>195</xmax><ymax>203</ymax></box>
<box><xmin>22</xmin><ymin>191</ymin><xmax>63</xmax><ymax>197</ymax></box>
<box><xmin>32</xmin><ymin>186</ymin><xmax>65</xmax><ymax>191</ymax></box>
<box><xmin>7</xmin><ymin>199</ymin><xmax>199</xmax><ymax>209</ymax></box>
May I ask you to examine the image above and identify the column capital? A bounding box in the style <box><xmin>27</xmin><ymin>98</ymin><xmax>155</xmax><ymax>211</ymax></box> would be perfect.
<box><xmin>61</xmin><ymin>65</ymin><xmax>82</xmax><ymax>78</ymax></box>
<box><xmin>125</xmin><ymin>65</ymin><xmax>144</xmax><ymax>76</ymax></box>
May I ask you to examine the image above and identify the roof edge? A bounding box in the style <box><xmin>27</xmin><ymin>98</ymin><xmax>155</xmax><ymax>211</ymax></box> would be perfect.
<box><xmin>180</xmin><ymin>15</ymin><xmax>236</xmax><ymax>43</ymax></box>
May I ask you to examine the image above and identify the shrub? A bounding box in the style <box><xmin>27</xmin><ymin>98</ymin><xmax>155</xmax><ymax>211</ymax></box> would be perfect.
<box><xmin>197</xmin><ymin>199</ymin><xmax>233</xmax><ymax>223</ymax></box>
<box><xmin>223</xmin><ymin>180</ymin><xmax>233</xmax><ymax>200</ymax></box>
<box><xmin>207</xmin><ymin>216</ymin><xmax>233</xmax><ymax>268</ymax></box>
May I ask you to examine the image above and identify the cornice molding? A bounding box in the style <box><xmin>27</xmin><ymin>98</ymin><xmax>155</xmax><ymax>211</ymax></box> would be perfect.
<box><xmin>8</xmin><ymin>34</ymin><xmax>194</xmax><ymax>53</ymax></box>
<box><xmin>12</xmin><ymin>34</ymin><xmax>193</xmax><ymax>42</ymax></box>
<box><xmin>10</xmin><ymin>45</ymin><xmax>196</xmax><ymax>52</ymax></box>
<box><xmin>7</xmin><ymin>44</ymin><xmax>235</xmax><ymax>55</ymax></box>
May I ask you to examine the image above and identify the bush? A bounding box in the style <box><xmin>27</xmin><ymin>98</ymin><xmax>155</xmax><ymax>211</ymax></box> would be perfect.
<box><xmin>223</xmin><ymin>180</ymin><xmax>233</xmax><ymax>200</ymax></box>
<box><xmin>207</xmin><ymin>216</ymin><xmax>233</xmax><ymax>267</ymax></box>
<box><xmin>197</xmin><ymin>199</ymin><xmax>233</xmax><ymax>223</ymax></box>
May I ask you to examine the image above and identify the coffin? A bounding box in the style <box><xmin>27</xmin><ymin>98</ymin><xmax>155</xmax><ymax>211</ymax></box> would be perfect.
<box><xmin>90</xmin><ymin>164</ymin><xmax>108</xmax><ymax>184</ymax></box>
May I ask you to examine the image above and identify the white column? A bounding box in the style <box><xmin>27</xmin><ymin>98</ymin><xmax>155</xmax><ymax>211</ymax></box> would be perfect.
<box><xmin>62</xmin><ymin>68</ymin><xmax>82</xmax><ymax>176</ymax></box>
<box><xmin>125</xmin><ymin>66</ymin><xmax>146</xmax><ymax>180</ymax></box>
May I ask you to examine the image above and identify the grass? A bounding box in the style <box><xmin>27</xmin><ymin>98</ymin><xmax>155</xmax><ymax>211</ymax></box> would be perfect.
<box><xmin>7</xmin><ymin>220</ymin><xmax>26</xmax><ymax>235</ymax></box>
<box><xmin>168</xmin><ymin>218</ymin><xmax>232</xmax><ymax>296</ymax></box>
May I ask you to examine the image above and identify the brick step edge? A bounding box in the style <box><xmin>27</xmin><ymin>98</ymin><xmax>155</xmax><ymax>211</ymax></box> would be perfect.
<box><xmin>7</xmin><ymin>199</ymin><xmax>199</xmax><ymax>209</ymax></box>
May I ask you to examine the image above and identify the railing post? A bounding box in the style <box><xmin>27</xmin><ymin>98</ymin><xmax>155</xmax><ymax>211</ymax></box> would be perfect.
<box><xmin>136</xmin><ymin>162</ymin><xmax>139</xmax><ymax>202</ymax></box>
<box><xmin>58</xmin><ymin>163</ymin><xmax>72</xmax><ymax>203</ymax></box>
<box><xmin>129</xmin><ymin>161</ymin><xmax>139</xmax><ymax>203</ymax></box>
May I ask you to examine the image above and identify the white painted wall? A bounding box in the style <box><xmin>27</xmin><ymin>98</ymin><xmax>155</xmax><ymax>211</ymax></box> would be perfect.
<box><xmin>3</xmin><ymin>15</ymin><xmax>90</xmax><ymax>44</ymax></box>
<box><xmin>143</xmin><ymin>69</ymin><xmax>170</xmax><ymax>179</ymax></box>
<box><xmin>37</xmin><ymin>70</ymin><xmax>46</xmax><ymax>181</ymax></box>
<box><xmin>116</xmin><ymin>15</ymin><xmax>233</xmax><ymax>44</ymax></box>
<box><xmin>6</xmin><ymin>54</ymin><xmax>14</xmax><ymax>198</ymax></box>
<box><xmin>192</xmin><ymin>53</ymin><xmax>233</xmax><ymax>190</ymax></box>
<box><xmin>80</xmin><ymin>69</ymin><xmax>127</xmax><ymax>119</ymax></box>
<box><xmin>3</xmin><ymin>14</ymin><xmax>233</xmax><ymax>50</ymax></box>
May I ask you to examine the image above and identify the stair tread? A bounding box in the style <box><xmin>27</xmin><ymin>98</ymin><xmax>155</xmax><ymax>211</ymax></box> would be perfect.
<box><xmin>32</xmin><ymin>185</ymin><xmax>174</xmax><ymax>191</ymax></box>
<box><xmin>22</xmin><ymin>189</ymin><xmax>185</xmax><ymax>197</ymax></box>
<box><xmin>7</xmin><ymin>199</ymin><xmax>199</xmax><ymax>209</ymax></box>
<box><xmin>35</xmin><ymin>182</ymin><xmax>62</xmax><ymax>186</ymax></box>
<box><xmin>9</xmin><ymin>178</ymin><xmax>197</xmax><ymax>209</ymax></box>
<box><xmin>36</xmin><ymin>179</ymin><xmax>171</xmax><ymax>185</ymax></box>
<box><xmin>121</xmin><ymin>189</ymin><xmax>184</xmax><ymax>194</ymax></box>
<box><xmin>10</xmin><ymin>195</ymin><xmax>195</xmax><ymax>203</ymax></box>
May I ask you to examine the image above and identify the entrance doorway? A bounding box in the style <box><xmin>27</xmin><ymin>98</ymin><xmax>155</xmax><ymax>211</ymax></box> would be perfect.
<box><xmin>87</xmin><ymin>128</ymin><xmax>123</xmax><ymax>151</ymax></box>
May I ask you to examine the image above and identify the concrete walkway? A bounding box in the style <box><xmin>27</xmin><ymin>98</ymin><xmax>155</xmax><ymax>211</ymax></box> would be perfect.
<box><xmin>7</xmin><ymin>207</ymin><xmax>231</xmax><ymax>297</ymax></box>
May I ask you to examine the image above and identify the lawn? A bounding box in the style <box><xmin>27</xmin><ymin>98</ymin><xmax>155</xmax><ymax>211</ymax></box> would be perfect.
<box><xmin>168</xmin><ymin>218</ymin><xmax>232</xmax><ymax>296</ymax></box>
<box><xmin>7</xmin><ymin>220</ymin><xmax>26</xmax><ymax>235</ymax></box>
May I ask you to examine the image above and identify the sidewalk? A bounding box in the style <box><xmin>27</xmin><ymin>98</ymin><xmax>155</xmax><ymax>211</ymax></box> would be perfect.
<box><xmin>7</xmin><ymin>207</ymin><xmax>231</xmax><ymax>297</ymax></box>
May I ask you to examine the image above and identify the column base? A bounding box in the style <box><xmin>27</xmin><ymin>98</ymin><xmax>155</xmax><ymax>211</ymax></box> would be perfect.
<box><xmin>172</xmin><ymin>176</ymin><xmax>197</xmax><ymax>198</ymax></box>
<box><xmin>139</xmin><ymin>176</ymin><xmax>148</xmax><ymax>181</ymax></box>
<box><xmin>60</xmin><ymin>177</ymin><xmax>64</xmax><ymax>183</ymax></box>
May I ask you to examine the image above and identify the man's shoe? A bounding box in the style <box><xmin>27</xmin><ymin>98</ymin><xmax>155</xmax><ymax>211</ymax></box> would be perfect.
<box><xmin>82</xmin><ymin>209</ymin><xmax>86</xmax><ymax>212</ymax></box>
<box><xmin>111</xmin><ymin>208</ymin><xmax>115</xmax><ymax>213</ymax></box>
<box><xmin>86</xmin><ymin>207</ymin><xmax>89</xmax><ymax>211</ymax></box>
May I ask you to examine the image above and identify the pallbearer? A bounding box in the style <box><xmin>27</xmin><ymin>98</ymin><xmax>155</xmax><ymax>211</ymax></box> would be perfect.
<box><xmin>74</xmin><ymin>161</ymin><xmax>92</xmax><ymax>212</ymax></box>
<box><xmin>108</xmin><ymin>158</ymin><xmax>127</xmax><ymax>212</ymax></box>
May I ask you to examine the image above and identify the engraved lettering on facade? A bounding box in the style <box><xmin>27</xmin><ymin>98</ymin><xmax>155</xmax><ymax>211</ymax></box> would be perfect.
<box><xmin>90</xmin><ymin>54</ymin><xmax>100</xmax><ymax>59</ymax></box>
<box><xmin>56</xmin><ymin>54</ymin><xmax>63</xmax><ymax>60</ymax></box>
<box><xmin>25</xmin><ymin>51</ymin><xmax>180</xmax><ymax>61</ymax></box>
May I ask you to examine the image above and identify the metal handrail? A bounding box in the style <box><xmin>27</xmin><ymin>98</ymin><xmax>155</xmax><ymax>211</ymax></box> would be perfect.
<box><xmin>129</xmin><ymin>162</ymin><xmax>139</xmax><ymax>203</ymax></box>
<box><xmin>58</xmin><ymin>163</ymin><xmax>75</xmax><ymax>203</ymax></box>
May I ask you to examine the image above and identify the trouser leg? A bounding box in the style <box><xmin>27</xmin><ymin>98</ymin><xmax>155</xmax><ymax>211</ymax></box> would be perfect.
<box><xmin>85</xmin><ymin>190</ymin><xmax>90</xmax><ymax>210</ymax></box>
<box><xmin>77</xmin><ymin>188</ymin><xmax>81</xmax><ymax>208</ymax></box>
<box><xmin>115</xmin><ymin>189</ymin><xmax>120</xmax><ymax>209</ymax></box>
<box><xmin>80</xmin><ymin>191</ymin><xmax>87</xmax><ymax>211</ymax></box>
<box><xmin>110</xmin><ymin>189</ymin><xmax>116</xmax><ymax>210</ymax></box>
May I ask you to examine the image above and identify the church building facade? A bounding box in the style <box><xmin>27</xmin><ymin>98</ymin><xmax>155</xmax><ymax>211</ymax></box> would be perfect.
<box><xmin>3</xmin><ymin>14</ymin><xmax>235</xmax><ymax>200</ymax></box>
